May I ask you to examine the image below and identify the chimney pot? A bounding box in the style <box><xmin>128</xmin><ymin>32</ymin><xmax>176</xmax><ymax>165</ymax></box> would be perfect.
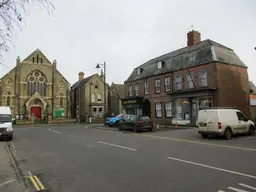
<box><xmin>78</xmin><ymin>72</ymin><xmax>84</xmax><ymax>80</ymax></box>
<box><xmin>187</xmin><ymin>30</ymin><xmax>201</xmax><ymax>46</ymax></box>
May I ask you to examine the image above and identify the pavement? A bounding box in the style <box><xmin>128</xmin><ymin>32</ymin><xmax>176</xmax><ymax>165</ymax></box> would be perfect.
<box><xmin>0</xmin><ymin>139</ymin><xmax>24</xmax><ymax>192</ymax></box>
<box><xmin>1</xmin><ymin>124</ymin><xmax>256</xmax><ymax>192</ymax></box>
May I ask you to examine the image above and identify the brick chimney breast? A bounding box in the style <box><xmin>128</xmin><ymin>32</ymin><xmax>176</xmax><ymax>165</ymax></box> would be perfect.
<box><xmin>78</xmin><ymin>72</ymin><xmax>84</xmax><ymax>80</ymax></box>
<box><xmin>187</xmin><ymin>30</ymin><xmax>201</xmax><ymax>46</ymax></box>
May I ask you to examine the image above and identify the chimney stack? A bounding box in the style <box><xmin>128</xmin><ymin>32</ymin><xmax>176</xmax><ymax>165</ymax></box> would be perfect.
<box><xmin>78</xmin><ymin>72</ymin><xmax>84</xmax><ymax>80</ymax></box>
<box><xmin>187</xmin><ymin>30</ymin><xmax>201</xmax><ymax>46</ymax></box>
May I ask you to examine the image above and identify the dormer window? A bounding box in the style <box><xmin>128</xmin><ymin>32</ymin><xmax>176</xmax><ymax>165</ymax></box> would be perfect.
<box><xmin>157</xmin><ymin>61</ymin><xmax>163</xmax><ymax>69</ymax></box>
<box><xmin>136</xmin><ymin>68</ymin><xmax>141</xmax><ymax>75</ymax></box>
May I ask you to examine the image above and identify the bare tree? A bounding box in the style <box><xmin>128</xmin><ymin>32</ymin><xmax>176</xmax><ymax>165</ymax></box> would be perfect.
<box><xmin>0</xmin><ymin>0</ymin><xmax>54</xmax><ymax>65</ymax></box>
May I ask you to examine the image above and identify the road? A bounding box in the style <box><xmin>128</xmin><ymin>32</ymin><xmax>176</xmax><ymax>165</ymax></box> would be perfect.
<box><xmin>3</xmin><ymin>124</ymin><xmax>256</xmax><ymax>192</ymax></box>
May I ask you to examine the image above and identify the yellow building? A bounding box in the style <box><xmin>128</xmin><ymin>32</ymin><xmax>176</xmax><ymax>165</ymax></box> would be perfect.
<box><xmin>71</xmin><ymin>72</ymin><xmax>108</xmax><ymax>123</ymax></box>
<box><xmin>0</xmin><ymin>49</ymin><xmax>70</xmax><ymax>122</ymax></box>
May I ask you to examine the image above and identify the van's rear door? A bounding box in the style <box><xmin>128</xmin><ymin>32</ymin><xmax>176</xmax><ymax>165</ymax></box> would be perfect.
<box><xmin>205</xmin><ymin>110</ymin><xmax>218</xmax><ymax>131</ymax></box>
<box><xmin>198</xmin><ymin>110</ymin><xmax>218</xmax><ymax>131</ymax></box>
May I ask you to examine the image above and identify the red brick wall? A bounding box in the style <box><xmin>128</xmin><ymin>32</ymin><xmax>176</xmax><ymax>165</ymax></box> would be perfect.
<box><xmin>216</xmin><ymin>64</ymin><xmax>250</xmax><ymax>117</ymax></box>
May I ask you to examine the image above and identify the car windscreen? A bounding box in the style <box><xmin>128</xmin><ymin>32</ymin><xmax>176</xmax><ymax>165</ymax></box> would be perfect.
<box><xmin>140</xmin><ymin>116</ymin><xmax>151</xmax><ymax>121</ymax></box>
<box><xmin>116</xmin><ymin>114</ymin><xmax>124</xmax><ymax>118</ymax></box>
<box><xmin>0</xmin><ymin>114</ymin><xmax>12</xmax><ymax>122</ymax></box>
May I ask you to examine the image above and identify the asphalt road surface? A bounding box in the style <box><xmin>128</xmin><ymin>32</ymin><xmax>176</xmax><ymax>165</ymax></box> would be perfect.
<box><xmin>3</xmin><ymin>124</ymin><xmax>256</xmax><ymax>192</ymax></box>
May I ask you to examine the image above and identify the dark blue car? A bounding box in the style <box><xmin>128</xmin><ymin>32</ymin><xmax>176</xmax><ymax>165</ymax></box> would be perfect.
<box><xmin>106</xmin><ymin>114</ymin><xmax>125</xmax><ymax>127</ymax></box>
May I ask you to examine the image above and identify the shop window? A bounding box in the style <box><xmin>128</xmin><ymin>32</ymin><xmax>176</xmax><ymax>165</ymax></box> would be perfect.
<box><xmin>128</xmin><ymin>85</ymin><xmax>133</xmax><ymax>96</ymax></box>
<box><xmin>155</xmin><ymin>103</ymin><xmax>162</xmax><ymax>118</ymax></box>
<box><xmin>199</xmin><ymin>70</ymin><xmax>208</xmax><ymax>87</ymax></box>
<box><xmin>198</xmin><ymin>98</ymin><xmax>212</xmax><ymax>109</ymax></box>
<box><xmin>144</xmin><ymin>80</ymin><xmax>148</xmax><ymax>94</ymax></box>
<box><xmin>165</xmin><ymin>102</ymin><xmax>172</xmax><ymax>117</ymax></box>
<box><xmin>155</xmin><ymin>79</ymin><xmax>160</xmax><ymax>93</ymax></box>
<box><xmin>165</xmin><ymin>77</ymin><xmax>171</xmax><ymax>92</ymax></box>
<box><xmin>134</xmin><ymin>84</ymin><xmax>139</xmax><ymax>96</ymax></box>
<box><xmin>174</xmin><ymin>99</ymin><xmax>190</xmax><ymax>120</ymax></box>
<box><xmin>187</xmin><ymin>72</ymin><xmax>194</xmax><ymax>89</ymax></box>
<box><xmin>175</xmin><ymin>75</ymin><xmax>183</xmax><ymax>90</ymax></box>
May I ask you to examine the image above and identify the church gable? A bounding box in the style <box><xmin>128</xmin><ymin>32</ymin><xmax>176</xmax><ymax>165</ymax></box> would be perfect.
<box><xmin>21</xmin><ymin>49</ymin><xmax>52</xmax><ymax>65</ymax></box>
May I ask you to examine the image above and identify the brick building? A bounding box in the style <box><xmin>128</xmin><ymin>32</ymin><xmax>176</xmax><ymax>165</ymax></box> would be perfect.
<box><xmin>123</xmin><ymin>30</ymin><xmax>250</xmax><ymax>125</ymax></box>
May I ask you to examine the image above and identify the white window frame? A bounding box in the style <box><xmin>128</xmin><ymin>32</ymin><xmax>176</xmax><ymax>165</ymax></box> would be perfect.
<box><xmin>157</xmin><ymin>61</ymin><xmax>163</xmax><ymax>69</ymax></box>
<box><xmin>175</xmin><ymin>75</ymin><xmax>183</xmax><ymax>90</ymax></box>
<box><xmin>128</xmin><ymin>85</ymin><xmax>133</xmax><ymax>96</ymax></box>
<box><xmin>144</xmin><ymin>80</ymin><xmax>149</xmax><ymax>94</ymax></box>
<box><xmin>187</xmin><ymin>72</ymin><xmax>194</xmax><ymax>89</ymax></box>
<box><xmin>134</xmin><ymin>84</ymin><xmax>139</xmax><ymax>96</ymax></box>
<box><xmin>165</xmin><ymin>77</ymin><xmax>171</xmax><ymax>91</ymax></box>
<box><xmin>155</xmin><ymin>79</ymin><xmax>161</xmax><ymax>93</ymax></box>
<box><xmin>136</xmin><ymin>68</ymin><xmax>141</xmax><ymax>75</ymax></box>
<box><xmin>155</xmin><ymin>102</ymin><xmax>162</xmax><ymax>118</ymax></box>
<box><xmin>199</xmin><ymin>70</ymin><xmax>208</xmax><ymax>87</ymax></box>
<box><xmin>165</xmin><ymin>102</ymin><xmax>172</xmax><ymax>117</ymax></box>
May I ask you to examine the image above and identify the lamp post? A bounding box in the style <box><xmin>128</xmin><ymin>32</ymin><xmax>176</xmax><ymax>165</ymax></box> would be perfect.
<box><xmin>96</xmin><ymin>62</ymin><xmax>107</xmax><ymax>125</ymax></box>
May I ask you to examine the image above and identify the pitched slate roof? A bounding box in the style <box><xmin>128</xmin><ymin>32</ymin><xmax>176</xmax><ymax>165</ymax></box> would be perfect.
<box><xmin>125</xmin><ymin>39</ymin><xmax>247</xmax><ymax>83</ymax></box>
<box><xmin>112</xmin><ymin>83</ymin><xmax>125</xmax><ymax>99</ymax></box>
<box><xmin>249</xmin><ymin>81</ymin><xmax>256</xmax><ymax>93</ymax></box>
<box><xmin>71</xmin><ymin>73</ymin><xmax>97</xmax><ymax>90</ymax></box>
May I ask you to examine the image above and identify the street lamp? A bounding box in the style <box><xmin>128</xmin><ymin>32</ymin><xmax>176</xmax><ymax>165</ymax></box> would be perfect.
<box><xmin>96</xmin><ymin>62</ymin><xmax>107</xmax><ymax>125</ymax></box>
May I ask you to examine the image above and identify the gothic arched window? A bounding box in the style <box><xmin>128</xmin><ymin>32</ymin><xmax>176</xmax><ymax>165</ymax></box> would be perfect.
<box><xmin>6</xmin><ymin>91</ymin><xmax>11</xmax><ymax>106</ymax></box>
<box><xmin>27</xmin><ymin>71</ymin><xmax>47</xmax><ymax>96</ymax></box>
<box><xmin>91</xmin><ymin>94</ymin><xmax>95</xmax><ymax>102</ymax></box>
<box><xmin>97</xmin><ymin>94</ymin><xmax>102</xmax><ymax>102</ymax></box>
<box><xmin>59</xmin><ymin>93</ymin><xmax>64</xmax><ymax>107</ymax></box>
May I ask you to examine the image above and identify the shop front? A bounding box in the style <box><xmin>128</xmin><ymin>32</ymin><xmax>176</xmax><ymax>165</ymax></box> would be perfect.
<box><xmin>169</xmin><ymin>89</ymin><xmax>216</xmax><ymax>125</ymax></box>
<box><xmin>121</xmin><ymin>96</ymin><xmax>151</xmax><ymax>117</ymax></box>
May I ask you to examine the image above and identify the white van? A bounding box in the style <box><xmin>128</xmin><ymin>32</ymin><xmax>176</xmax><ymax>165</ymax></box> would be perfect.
<box><xmin>0</xmin><ymin>106</ymin><xmax>13</xmax><ymax>140</ymax></box>
<box><xmin>197</xmin><ymin>109</ymin><xmax>255</xmax><ymax>139</ymax></box>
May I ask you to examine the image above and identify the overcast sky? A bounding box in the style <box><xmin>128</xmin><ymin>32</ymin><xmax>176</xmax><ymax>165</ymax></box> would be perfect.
<box><xmin>0</xmin><ymin>0</ymin><xmax>255</xmax><ymax>85</ymax></box>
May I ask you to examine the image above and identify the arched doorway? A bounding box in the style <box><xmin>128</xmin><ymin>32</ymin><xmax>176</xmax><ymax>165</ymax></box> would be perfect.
<box><xmin>30</xmin><ymin>98</ymin><xmax>42</xmax><ymax>119</ymax></box>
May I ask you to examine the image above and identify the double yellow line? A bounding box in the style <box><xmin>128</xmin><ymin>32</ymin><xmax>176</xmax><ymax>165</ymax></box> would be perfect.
<box><xmin>28</xmin><ymin>175</ymin><xmax>45</xmax><ymax>191</ymax></box>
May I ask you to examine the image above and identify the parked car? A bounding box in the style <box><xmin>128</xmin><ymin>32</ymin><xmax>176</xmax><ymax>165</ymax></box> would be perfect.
<box><xmin>197</xmin><ymin>109</ymin><xmax>255</xmax><ymax>140</ymax></box>
<box><xmin>0</xmin><ymin>106</ymin><xmax>13</xmax><ymax>140</ymax></box>
<box><xmin>106</xmin><ymin>113</ymin><xmax>125</xmax><ymax>127</ymax></box>
<box><xmin>118</xmin><ymin>115</ymin><xmax>153</xmax><ymax>132</ymax></box>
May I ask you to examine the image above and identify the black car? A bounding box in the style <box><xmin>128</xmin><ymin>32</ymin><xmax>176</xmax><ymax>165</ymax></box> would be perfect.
<box><xmin>118</xmin><ymin>115</ymin><xmax>153</xmax><ymax>132</ymax></box>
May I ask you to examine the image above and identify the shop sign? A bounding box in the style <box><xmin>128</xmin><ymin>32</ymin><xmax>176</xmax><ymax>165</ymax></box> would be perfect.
<box><xmin>122</xmin><ymin>100</ymin><xmax>137</xmax><ymax>105</ymax></box>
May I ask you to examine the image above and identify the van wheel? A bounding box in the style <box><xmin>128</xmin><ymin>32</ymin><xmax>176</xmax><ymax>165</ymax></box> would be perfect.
<box><xmin>248</xmin><ymin>126</ymin><xmax>255</xmax><ymax>136</ymax></box>
<box><xmin>201</xmin><ymin>133</ymin><xmax>208</xmax><ymax>138</ymax></box>
<box><xmin>224</xmin><ymin>128</ymin><xmax>232</xmax><ymax>140</ymax></box>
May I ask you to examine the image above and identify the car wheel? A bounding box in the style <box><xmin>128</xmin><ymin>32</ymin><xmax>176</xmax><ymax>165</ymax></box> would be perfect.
<box><xmin>248</xmin><ymin>126</ymin><xmax>255</xmax><ymax>136</ymax></box>
<box><xmin>118</xmin><ymin>124</ymin><xmax>123</xmax><ymax>131</ymax></box>
<box><xmin>133</xmin><ymin>126</ymin><xmax>138</xmax><ymax>133</ymax></box>
<box><xmin>148</xmin><ymin>128</ymin><xmax>153</xmax><ymax>132</ymax></box>
<box><xmin>224</xmin><ymin>128</ymin><xmax>232</xmax><ymax>140</ymax></box>
<box><xmin>201</xmin><ymin>133</ymin><xmax>208</xmax><ymax>138</ymax></box>
<box><xmin>9</xmin><ymin>136</ymin><xmax>13</xmax><ymax>141</ymax></box>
